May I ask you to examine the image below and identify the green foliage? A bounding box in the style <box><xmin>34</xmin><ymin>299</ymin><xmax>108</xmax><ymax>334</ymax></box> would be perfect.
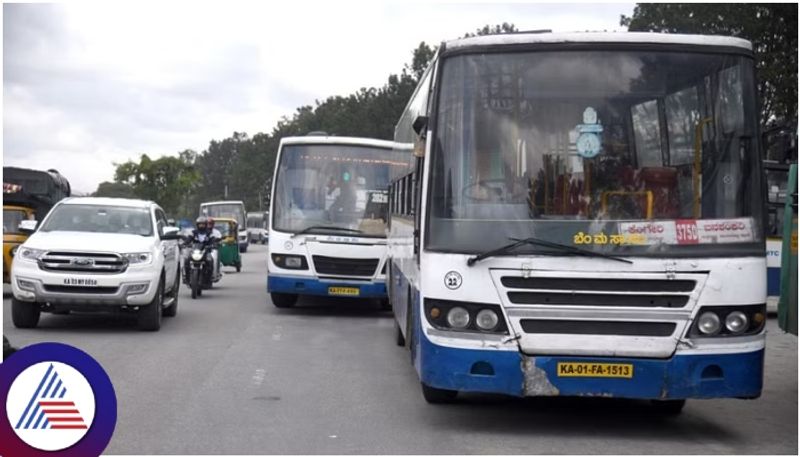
<box><xmin>110</xmin><ymin>151</ymin><xmax>199</xmax><ymax>216</ymax></box>
<box><xmin>464</xmin><ymin>22</ymin><xmax>518</xmax><ymax>38</ymax></box>
<box><xmin>93</xmin><ymin>181</ymin><xmax>136</xmax><ymax>198</ymax></box>
<box><xmin>621</xmin><ymin>3</ymin><xmax>798</xmax><ymax>129</ymax></box>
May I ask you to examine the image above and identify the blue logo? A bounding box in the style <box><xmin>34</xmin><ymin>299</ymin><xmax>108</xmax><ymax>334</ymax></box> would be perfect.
<box><xmin>1</xmin><ymin>342</ymin><xmax>116</xmax><ymax>457</ymax></box>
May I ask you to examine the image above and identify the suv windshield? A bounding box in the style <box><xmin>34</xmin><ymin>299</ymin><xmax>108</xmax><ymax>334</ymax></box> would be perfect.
<box><xmin>272</xmin><ymin>144</ymin><xmax>408</xmax><ymax>237</ymax></box>
<box><xmin>40</xmin><ymin>205</ymin><xmax>153</xmax><ymax>236</ymax></box>
<box><xmin>428</xmin><ymin>49</ymin><xmax>764</xmax><ymax>257</ymax></box>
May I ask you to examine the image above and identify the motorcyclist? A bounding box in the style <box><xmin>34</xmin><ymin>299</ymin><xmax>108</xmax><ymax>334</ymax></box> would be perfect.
<box><xmin>206</xmin><ymin>217</ymin><xmax>222</xmax><ymax>280</ymax></box>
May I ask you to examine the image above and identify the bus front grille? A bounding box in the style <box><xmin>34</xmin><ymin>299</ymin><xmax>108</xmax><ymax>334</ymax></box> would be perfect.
<box><xmin>502</xmin><ymin>276</ymin><xmax>695</xmax><ymax>308</ymax></box>
<box><xmin>312</xmin><ymin>256</ymin><xmax>379</xmax><ymax>277</ymax></box>
<box><xmin>519</xmin><ymin>319</ymin><xmax>676</xmax><ymax>337</ymax></box>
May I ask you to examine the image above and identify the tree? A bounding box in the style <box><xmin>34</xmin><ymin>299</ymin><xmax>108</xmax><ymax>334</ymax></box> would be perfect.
<box><xmin>93</xmin><ymin>181</ymin><xmax>136</xmax><ymax>198</ymax></box>
<box><xmin>621</xmin><ymin>3</ymin><xmax>798</xmax><ymax>129</ymax></box>
<box><xmin>110</xmin><ymin>151</ymin><xmax>199</xmax><ymax>216</ymax></box>
<box><xmin>464</xmin><ymin>22</ymin><xmax>518</xmax><ymax>38</ymax></box>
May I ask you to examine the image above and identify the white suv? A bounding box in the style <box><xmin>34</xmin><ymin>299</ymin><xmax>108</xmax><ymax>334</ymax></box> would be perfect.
<box><xmin>10</xmin><ymin>197</ymin><xmax>182</xmax><ymax>331</ymax></box>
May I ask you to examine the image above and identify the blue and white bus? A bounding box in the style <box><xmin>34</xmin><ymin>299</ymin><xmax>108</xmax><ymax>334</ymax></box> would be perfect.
<box><xmin>388</xmin><ymin>32</ymin><xmax>767</xmax><ymax>412</ymax></box>
<box><xmin>267</xmin><ymin>135</ymin><xmax>410</xmax><ymax>308</ymax></box>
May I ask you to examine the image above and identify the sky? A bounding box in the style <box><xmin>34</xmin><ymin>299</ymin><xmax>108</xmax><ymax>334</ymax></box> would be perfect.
<box><xmin>3</xmin><ymin>1</ymin><xmax>635</xmax><ymax>194</ymax></box>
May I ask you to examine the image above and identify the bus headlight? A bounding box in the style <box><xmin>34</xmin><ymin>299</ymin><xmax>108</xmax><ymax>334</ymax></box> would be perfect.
<box><xmin>725</xmin><ymin>311</ymin><xmax>748</xmax><ymax>334</ymax></box>
<box><xmin>446</xmin><ymin>307</ymin><xmax>470</xmax><ymax>329</ymax></box>
<box><xmin>697</xmin><ymin>312</ymin><xmax>721</xmax><ymax>335</ymax></box>
<box><xmin>424</xmin><ymin>299</ymin><xmax>508</xmax><ymax>335</ymax></box>
<box><xmin>476</xmin><ymin>309</ymin><xmax>499</xmax><ymax>330</ymax></box>
<box><xmin>271</xmin><ymin>253</ymin><xmax>308</xmax><ymax>270</ymax></box>
<box><xmin>688</xmin><ymin>305</ymin><xmax>765</xmax><ymax>338</ymax></box>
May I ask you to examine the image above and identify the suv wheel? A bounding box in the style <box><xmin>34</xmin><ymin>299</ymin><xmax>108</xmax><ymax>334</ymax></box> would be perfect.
<box><xmin>163</xmin><ymin>268</ymin><xmax>180</xmax><ymax>317</ymax></box>
<box><xmin>12</xmin><ymin>298</ymin><xmax>40</xmax><ymax>329</ymax></box>
<box><xmin>138</xmin><ymin>278</ymin><xmax>163</xmax><ymax>331</ymax></box>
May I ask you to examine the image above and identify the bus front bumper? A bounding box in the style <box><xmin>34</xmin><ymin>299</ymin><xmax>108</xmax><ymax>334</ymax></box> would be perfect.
<box><xmin>419</xmin><ymin>332</ymin><xmax>764</xmax><ymax>400</ymax></box>
<box><xmin>268</xmin><ymin>274</ymin><xmax>387</xmax><ymax>298</ymax></box>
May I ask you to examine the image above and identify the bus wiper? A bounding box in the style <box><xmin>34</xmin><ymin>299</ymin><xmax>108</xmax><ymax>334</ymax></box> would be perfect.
<box><xmin>466</xmin><ymin>237</ymin><xmax>632</xmax><ymax>267</ymax></box>
<box><xmin>291</xmin><ymin>225</ymin><xmax>364</xmax><ymax>238</ymax></box>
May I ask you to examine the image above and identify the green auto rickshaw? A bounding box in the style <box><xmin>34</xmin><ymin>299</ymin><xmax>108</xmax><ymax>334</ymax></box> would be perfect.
<box><xmin>214</xmin><ymin>217</ymin><xmax>242</xmax><ymax>272</ymax></box>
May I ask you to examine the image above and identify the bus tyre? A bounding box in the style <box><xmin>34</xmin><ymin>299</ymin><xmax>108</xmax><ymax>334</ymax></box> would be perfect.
<box><xmin>137</xmin><ymin>279</ymin><xmax>163</xmax><ymax>331</ymax></box>
<box><xmin>394</xmin><ymin>321</ymin><xmax>405</xmax><ymax>347</ymax></box>
<box><xmin>271</xmin><ymin>293</ymin><xmax>297</xmax><ymax>308</ymax></box>
<box><xmin>236</xmin><ymin>262</ymin><xmax>241</xmax><ymax>273</ymax></box>
<box><xmin>380</xmin><ymin>298</ymin><xmax>391</xmax><ymax>311</ymax></box>
<box><xmin>421</xmin><ymin>382</ymin><xmax>458</xmax><ymax>404</ymax></box>
<box><xmin>12</xmin><ymin>298</ymin><xmax>40</xmax><ymax>329</ymax></box>
<box><xmin>651</xmin><ymin>399</ymin><xmax>686</xmax><ymax>415</ymax></box>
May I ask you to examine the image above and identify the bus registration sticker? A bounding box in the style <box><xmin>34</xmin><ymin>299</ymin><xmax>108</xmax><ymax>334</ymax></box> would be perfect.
<box><xmin>328</xmin><ymin>287</ymin><xmax>360</xmax><ymax>296</ymax></box>
<box><xmin>557</xmin><ymin>362</ymin><xmax>633</xmax><ymax>378</ymax></box>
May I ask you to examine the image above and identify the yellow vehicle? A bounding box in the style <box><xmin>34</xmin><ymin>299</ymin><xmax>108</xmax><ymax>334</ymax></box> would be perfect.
<box><xmin>2</xmin><ymin>204</ymin><xmax>35</xmax><ymax>283</ymax></box>
<box><xmin>3</xmin><ymin>167</ymin><xmax>71</xmax><ymax>283</ymax></box>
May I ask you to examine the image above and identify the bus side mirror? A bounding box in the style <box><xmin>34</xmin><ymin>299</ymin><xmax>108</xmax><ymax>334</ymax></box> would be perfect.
<box><xmin>18</xmin><ymin>220</ymin><xmax>37</xmax><ymax>234</ymax></box>
<box><xmin>412</xmin><ymin>115</ymin><xmax>428</xmax><ymax>136</ymax></box>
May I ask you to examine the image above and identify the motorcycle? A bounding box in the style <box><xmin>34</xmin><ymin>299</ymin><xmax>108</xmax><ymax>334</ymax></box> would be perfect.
<box><xmin>183</xmin><ymin>240</ymin><xmax>218</xmax><ymax>299</ymax></box>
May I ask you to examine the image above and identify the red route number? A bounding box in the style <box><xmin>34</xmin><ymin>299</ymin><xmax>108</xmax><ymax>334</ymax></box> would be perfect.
<box><xmin>676</xmin><ymin>219</ymin><xmax>699</xmax><ymax>244</ymax></box>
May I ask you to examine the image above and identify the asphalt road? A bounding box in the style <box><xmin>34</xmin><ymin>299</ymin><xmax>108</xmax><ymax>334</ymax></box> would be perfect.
<box><xmin>3</xmin><ymin>244</ymin><xmax>798</xmax><ymax>454</ymax></box>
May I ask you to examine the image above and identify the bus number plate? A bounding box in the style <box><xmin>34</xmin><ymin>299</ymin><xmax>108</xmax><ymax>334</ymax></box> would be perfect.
<box><xmin>557</xmin><ymin>362</ymin><xmax>633</xmax><ymax>378</ymax></box>
<box><xmin>328</xmin><ymin>287</ymin><xmax>360</xmax><ymax>296</ymax></box>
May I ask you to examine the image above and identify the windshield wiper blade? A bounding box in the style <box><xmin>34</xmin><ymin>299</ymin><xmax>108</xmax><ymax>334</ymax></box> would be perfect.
<box><xmin>291</xmin><ymin>225</ymin><xmax>364</xmax><ymax>238</ymax></box>
<box><xmin>467</xmin><ymin>236</ymin><xmax>632</xmax><ymax>267</ymax></box>
<box><xmin>508</xmin><ymin>237</ymin><xmax>632</xmax><ymax>264</ymax></box>
<box><xmin>467</xmin><ymin>238</ymin><xmax>530</xmax><ymax>266</ymax></box>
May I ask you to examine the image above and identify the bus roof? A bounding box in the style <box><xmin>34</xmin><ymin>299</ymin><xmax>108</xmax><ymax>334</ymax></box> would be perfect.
<box><xmin>444</xmin><ymin>32</ymin><xmax>752</xmax><ymax>53</ymax></box>
<box><xmin>200</xmin><ymin>200</ymin><xmax>245</xmax><ymax>206</ymax></box>
<box><xmin>279</xmin><ymin>136</ymin><xmax>395</xmax><ymax>150</ymax></box>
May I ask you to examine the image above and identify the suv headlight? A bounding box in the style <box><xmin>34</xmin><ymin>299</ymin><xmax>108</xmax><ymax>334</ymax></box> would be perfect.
<box><xmin>18</xmin><ymin>247</ymin><xmax>46</xmax><ymax>262</ymax></box>
<box><xmin>123</xmin><ymin>252</ymin><xmax>152</xmax><ymax>264</ymax></box>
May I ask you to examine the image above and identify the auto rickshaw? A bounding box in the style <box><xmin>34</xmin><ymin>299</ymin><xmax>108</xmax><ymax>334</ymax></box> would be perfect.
<box><xmin>214</xmin><ymin>217</ymin><xmax>242</xmax><ymax>272</ymax></box>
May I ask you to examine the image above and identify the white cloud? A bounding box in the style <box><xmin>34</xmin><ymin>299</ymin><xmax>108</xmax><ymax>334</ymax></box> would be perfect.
<box><xmin>3</xmin><ymin>1</ymin><xmax>634</xmax><ymax>193</ymax></box>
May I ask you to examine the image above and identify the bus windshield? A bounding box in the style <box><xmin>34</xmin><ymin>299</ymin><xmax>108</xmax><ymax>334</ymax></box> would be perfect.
<box><xmin>201</xmin><ymin>203</ymin><xmax>244</xmax><ymax>228</ymax></box>
<box><xmin>273</xmin><ymin>144</ymin><xmax>404</xmax><ymax>237</ymax></box>
<box><xmin>429</xmin><ymin>50</ymin><xmax>764</xmax><ymax>257</ymax></box>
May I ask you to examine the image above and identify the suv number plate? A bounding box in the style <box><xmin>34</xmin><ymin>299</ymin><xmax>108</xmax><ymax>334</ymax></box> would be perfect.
<box><xmin>63</xmin><ymin>278</ymin><xmax>98</xmax><ymax>286</ymax></box>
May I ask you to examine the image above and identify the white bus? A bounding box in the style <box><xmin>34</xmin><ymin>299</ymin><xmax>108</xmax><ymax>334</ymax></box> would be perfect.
<box><xmin>388</xmin><ymin>32</ymin><xmax>767</xmax><ymax>412</ymax></box>
<box><xmin>200</xmin><ymin>200</ymin><xmax>248</xmax><ymax>252</ymax></box>
<box><xmin>267</xmin><ymin>136</ymin><xmax>411</xmax><ymax>308</ymax></box>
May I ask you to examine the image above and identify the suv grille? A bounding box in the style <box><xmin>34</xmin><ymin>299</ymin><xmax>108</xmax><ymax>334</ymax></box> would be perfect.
<box><xmin>39</xmin><ymin>252</ymin><xmax>127</xmax><ymax>274</ymax></box>
<box><xmin>312</xmin><ymin>256</ymin><xmax>378</xmax><ymax>277</ymax></box>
